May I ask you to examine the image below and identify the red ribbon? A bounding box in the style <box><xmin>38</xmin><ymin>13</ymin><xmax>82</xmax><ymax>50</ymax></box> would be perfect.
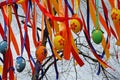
<box><xmin>12</xmin><ymin>5</ymin><xmax>24</xmax><ymax>53</ymax></box>
<box><xmin>63</xmin><ymin>1</ymin><xmax>71</xmax><ymax>60</ymax></box>
<box><xmin>1</xmin><ymin>6</ymin><xmax>14</xmax><ymax>80</ymax></box>
<box><xmin>9</xmin><ymin>49</ymin><xmax>14</xmax><ymax>80</ymax></box>
<box><xmin>71</xmin><ymin>46</ymin><xmax>84</xmax><ymax>66</ymax></box>
<box><xmin>30</xmin><ymin>3</ymin><xmax>39</xmax><ymax>48</ymax></box>
<box><xmin>0</xmin><ymin>24</ymin><xmax>4</xmax><ymax>38</ymax></box>
<box><xmin>2</xmin><ymin>49</ymin><xmax>9</xmax><ymax>80</ymax></box>
<box><xmin>110</xmin><ymin>26</ymin><xmax>118</xmax><ymax>39</ymax></box>
<box><xmin>24</xmin><ymin>27</ymin><xmax>34</xmax><ymax>74</ymax></box>
<box><xmin>118</xmin><ymin>0</ymin><xmax>120</xmax><ymax>9</ymax></box>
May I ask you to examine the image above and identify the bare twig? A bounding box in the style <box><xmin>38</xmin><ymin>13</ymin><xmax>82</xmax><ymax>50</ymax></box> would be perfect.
<box><xmin>73</xmin><ymin>59</ymin><xmax>78</xmax><ymax>80</ymax></box>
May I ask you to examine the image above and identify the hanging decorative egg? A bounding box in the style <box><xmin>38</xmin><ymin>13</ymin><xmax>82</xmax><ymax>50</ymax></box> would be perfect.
<box><xmin>0</xmin><ymin>41</ymin><xmax>8</xmax><ymax>54</ymax></box>
<box><xmin>36</xmin><ymin>46</ymin><xmax>48</xmax><ymax>63</ymax></box>
<box><xmin>70</xmin><ymin>19</ymin><xmax>82</xmax><ymax>34</ymax></box>
<box><xmin>111</xmin><ymin>8</ymin><xmax>120</xmax><ymax>22</ymax></box>
<box><xmin>15</xmin><ymin>57</ymin><xmax>26</xmax><ymax>72</ymax></box>
<box><xmin>92</xmin><ymin>29</ymin><xmax>103</xmax><ymax>44</ymax></box>
<box><xmin>54</xmin><ymin>35</ymin><xmax>65</xmax><ymax>50</ymax></box>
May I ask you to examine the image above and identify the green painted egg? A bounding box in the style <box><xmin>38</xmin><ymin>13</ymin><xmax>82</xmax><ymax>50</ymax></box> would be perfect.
<box><xmin>92</xmin><ymin>29</ymin><xmax>103</xmax><ymax>44</ymax></box>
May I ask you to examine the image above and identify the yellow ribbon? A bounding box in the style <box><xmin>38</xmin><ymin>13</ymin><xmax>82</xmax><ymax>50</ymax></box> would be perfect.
<box><xmin>51</xmin><ymin>0</ymin><xmax>59</xmax><ymax>14</ymax></box>
<box><xmin>53</xmin><ymin>48</ymin><xmax>62</xmax><ymax>60</ymax></box>
<box><xmin>17</xmin><ymin>0</ymin><xmax>25</xmax><ymax>4</ymax></box>
<box><xmin>101</xmin><ymin>36</ymin><xmax>110</xmax><ymax>61</ymax></box>
<box><xmin>0</xmin><ymin>65</ymin><xmax>2</xmax><ymax>75</ymax></box>
<box><xmin>75</xmin><ymin>0</ymin><xmax>80</xmax><ymax>14</ymax></box>
<box><xmin>7</xmin><ymin>5</ymin><xmax>12</xmax><ymax>24</ymax></box>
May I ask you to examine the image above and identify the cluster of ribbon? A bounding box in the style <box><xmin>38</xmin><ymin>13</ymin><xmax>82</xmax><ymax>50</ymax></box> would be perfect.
<box><xmin>0</xmin><ymin>0</ymin><xmax>120</xmax><ymax>79</ymax></box>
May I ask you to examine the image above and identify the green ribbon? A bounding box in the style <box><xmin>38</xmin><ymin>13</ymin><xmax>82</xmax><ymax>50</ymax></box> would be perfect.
<box><xmin>95</xmin><ymin>0</ymin><xmax>99</xmax><ymax>29</ymax></box>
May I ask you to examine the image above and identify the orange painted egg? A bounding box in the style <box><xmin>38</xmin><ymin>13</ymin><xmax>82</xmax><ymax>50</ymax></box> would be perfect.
<box><xmin>36</xmin><ymin>46</ymin><xmax>48</xmax><ymax>63</ymax></box>
<box><xmin>111</xmin><ymin>8</ymin><xmax>120</xmax><ymax>22</ymax></box>
<box><xmin>54</xmin><ymin>35</ymin><xmax>65</xmax><ymax>50</ymax></box>
<box><xmin>70</xmin><ymin>19</ymin><xmax>82</xmax><ymax>33</ymax></box>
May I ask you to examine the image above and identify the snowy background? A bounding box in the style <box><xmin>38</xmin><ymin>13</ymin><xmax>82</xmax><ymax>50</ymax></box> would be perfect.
<box><xmin>0</xmin><ymin>0</ymin><xmax>120</xmax><ymax>80</ymax></box>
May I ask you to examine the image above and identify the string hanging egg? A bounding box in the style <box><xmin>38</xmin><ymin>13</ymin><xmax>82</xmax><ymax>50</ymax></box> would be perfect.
<box><xmin>70</xmin><ymin>19</ymin><xmax>82</xmax><ymax>34</ymax></box>
<box><xmin>92</xmin><ymin>29</ymin><xmax>103</xmax><ymax>44</ymax></box>
<box><xmin>54</xmin><ymin>35</ymin><xmax>65</xmax><ymax>50</ymax></box>
<box><xmin>0</xmin><ymin>41</ymin><xmax>8</xmax><ymax>54</ymax></box>
<box><xmin>15</xmin><ymin>57</ymin><xmax>26</xmax><ymax>72</ymax></box>
<box><xmin>36</xmin><ymin>46</ymin><xmax>48</xmax><ymax>63</ymax></box>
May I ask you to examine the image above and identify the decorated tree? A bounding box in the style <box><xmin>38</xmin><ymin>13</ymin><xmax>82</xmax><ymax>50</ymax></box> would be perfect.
<box><xmin>0</xmin><ymin>0</ymin><xmax>120</xmax><ymax>80</ymax></box>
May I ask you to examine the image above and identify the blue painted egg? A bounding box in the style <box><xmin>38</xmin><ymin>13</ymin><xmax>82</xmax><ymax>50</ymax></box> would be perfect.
<box><xmin>15</xmin><ymin>57</ymin><xmax>26</xmax><ymax>72</ymax></box>
<box><xmin>0</xmin><ymin>41</ymin><xmax>8</xmax><ymax>54</ymax></box>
